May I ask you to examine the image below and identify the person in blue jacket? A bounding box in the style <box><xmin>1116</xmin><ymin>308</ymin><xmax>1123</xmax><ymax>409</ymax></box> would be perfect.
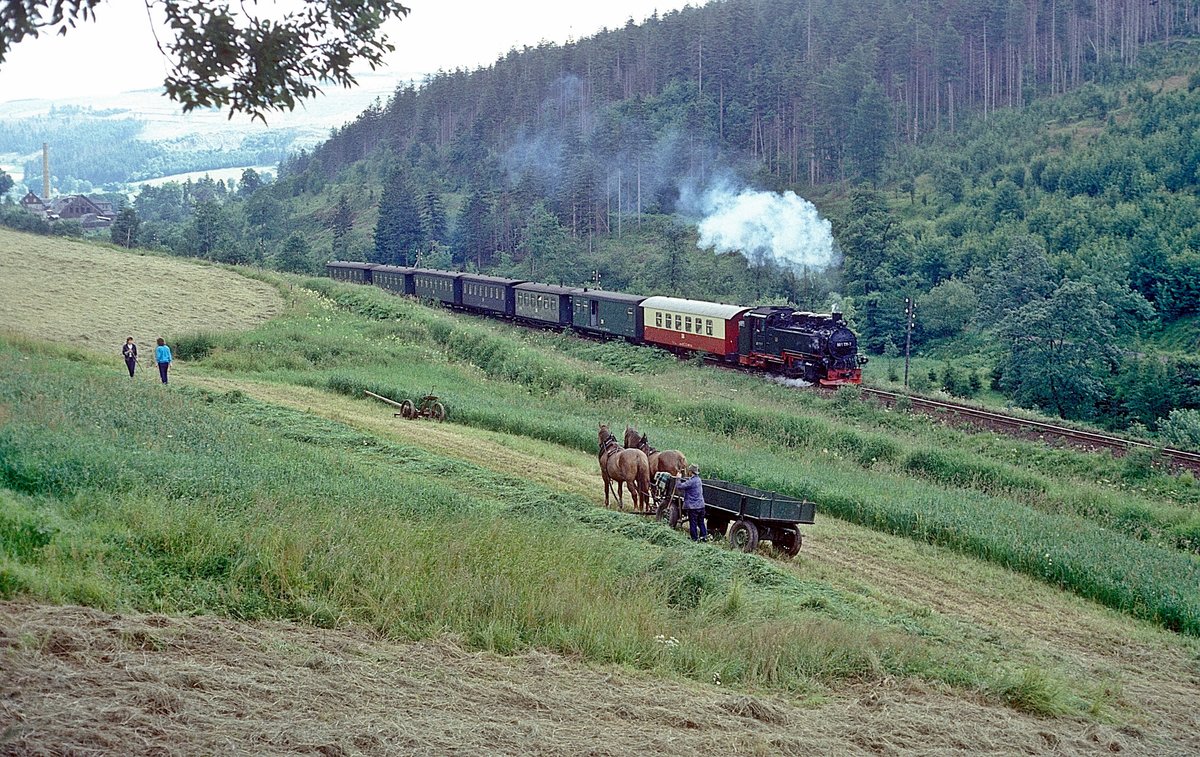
<box><xmin>155</xmin><ymin>337</ymin><xmax>173</xmax><ymax>384</ymax></box>
<box><xmin>674</xmin><ymin>464</ymin><xmax>709</xmax><ymax>542</ymax></box>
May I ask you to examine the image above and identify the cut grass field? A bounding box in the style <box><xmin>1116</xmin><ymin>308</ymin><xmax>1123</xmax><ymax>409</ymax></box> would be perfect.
<box><xmin>2</xmin><ymin>230</ymin><xmax>1199</xmax><ymax>753</ymax></box>
<box><xmin>0</xmin><ymin>228</ymin><xmax>281</xmax><ymax>352</ymax></box>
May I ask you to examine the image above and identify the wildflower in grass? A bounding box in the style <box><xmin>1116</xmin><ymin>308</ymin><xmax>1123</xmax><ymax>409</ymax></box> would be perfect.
<box><xmin>654</xmin><ymin>634</ymin><xmax>681</xmax><ymax>649</ymax></box>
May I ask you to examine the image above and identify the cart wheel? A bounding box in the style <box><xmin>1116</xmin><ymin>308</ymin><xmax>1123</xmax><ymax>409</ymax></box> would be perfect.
<box><xmin>668</xmin><ymin>501</ymin><xmax>681</xmax><ymax>529</ymax></box>
<box><xmin>399</xmin><ymin>400</ymin><xmax>415</xmax><ymax>419</ymax></box>
<box><xmin>727</xmin><ymin>520</ymin><xmax>760</xmax><ymax>553</ymax></box>
<box><xmin>774</xmin><ymin>527</ymin><xmax>802</xmax><ymax>558</ymax></box>
<box><xmin>653</xmin><ymin>496</ymin><xmax>668</xmax><ymax>521</ymax></box>
<box><xmin>431</xmin><ymin>401</ymin><xmax>447</xmax><ymax>422</ymax></box>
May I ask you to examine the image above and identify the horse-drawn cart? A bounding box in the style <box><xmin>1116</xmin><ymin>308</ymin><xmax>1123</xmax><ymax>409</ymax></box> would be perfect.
<box><xmin>365</xmin><ymin>390</ymin><xmax>447</xmax><ymax>422</ymax></box>
<box><xmin>652</xmin><ymin>473</ymin><xmax>814</xmax><ymax>557</ymax></box>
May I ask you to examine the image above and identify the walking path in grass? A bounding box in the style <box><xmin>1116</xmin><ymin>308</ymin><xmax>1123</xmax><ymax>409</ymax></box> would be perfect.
<box><xmin>0</xmin><ymin>228</ymin><xmax>281</xmax><ymax>351</ymax></box>
<box><xmin>186</xmin><ymin>370</ymin><xmax>1200</xmax><ymax>753</ymax></box>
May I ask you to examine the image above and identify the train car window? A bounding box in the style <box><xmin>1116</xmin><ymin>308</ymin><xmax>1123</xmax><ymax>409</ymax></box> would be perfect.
<box><xmin>675</xmin><ymin>315</ymin><xmax>682</xmax><ymax>330</ymax></box>
<box><xmin>655</xmin><ymin>312</ymin><xmax>662</xmax><ymax>327</ymax></box>
<box><xmin>685</xmin><ymin>316</ymin><xmax>692</xmax><ymax>331</ymax></box>
<box><xmin>706</xmin><ymin>320</ymin><xmax>713</xmax><ymax>336</ymax></box>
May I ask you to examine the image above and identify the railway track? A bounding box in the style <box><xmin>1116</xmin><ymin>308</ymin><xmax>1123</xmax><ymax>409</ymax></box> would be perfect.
<box><xmin>859</xmin><ymin>386</ymin><xmax>1200</xmax><ymax>471</ymax></box>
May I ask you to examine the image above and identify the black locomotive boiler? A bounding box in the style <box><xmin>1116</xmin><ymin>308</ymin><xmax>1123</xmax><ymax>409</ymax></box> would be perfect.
<box><xmin>737</xmin><ymin>307</ymin><xmax>866</xmax><ymax>384</ymax></box>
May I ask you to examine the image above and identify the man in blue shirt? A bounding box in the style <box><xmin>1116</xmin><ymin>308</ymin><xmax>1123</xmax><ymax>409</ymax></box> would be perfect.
<box><xmin>155</xmin><ymin>338</ymin><xmax>173</xmax><ymax>384</ymax></box>
<box><xmin>674</xmin><ymin>464</ymin><xmax>708</xmax><ymax>542</ymax></box>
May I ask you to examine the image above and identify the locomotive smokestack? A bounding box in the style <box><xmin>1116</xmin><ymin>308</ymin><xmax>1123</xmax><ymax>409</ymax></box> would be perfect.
<box><xmin>42</xmin><ymin>143</ymin><xmax>49</xmax><ymax>199</ymax></box>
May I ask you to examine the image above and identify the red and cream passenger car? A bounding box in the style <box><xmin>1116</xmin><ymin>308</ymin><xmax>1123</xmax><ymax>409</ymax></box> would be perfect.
<box><xmin>640</xmin><ymin>296</ymin><xmax>750</xmax><ymax>358</ymax></box>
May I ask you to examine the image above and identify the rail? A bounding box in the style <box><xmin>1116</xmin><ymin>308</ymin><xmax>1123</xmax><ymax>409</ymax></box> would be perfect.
<box><xmin>858</xmin><ymin>386</ymin><xmax>1200</xmax><ymax>469</ymax></box>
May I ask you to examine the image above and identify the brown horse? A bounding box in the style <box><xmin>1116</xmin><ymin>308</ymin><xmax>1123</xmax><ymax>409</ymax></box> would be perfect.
<box><xmin>599</xmin><ymin>423</ymin><xmax>651</xmax><ymax>511</ymax></box>
<box><xmin>624</xmin><ymin>426</ymin><xmax>688</xmax><ymax>477</ymax></box>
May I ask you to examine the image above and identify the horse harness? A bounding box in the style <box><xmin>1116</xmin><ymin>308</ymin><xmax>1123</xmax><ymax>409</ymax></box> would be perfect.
<box><xmin>634</xmin><ymin>436</ymin><xmax>657</xmax><ymax>456</ymax></box>
<box><xmin>599</xmin><ymin>433</ymin><xmax>624</xmax><ymax>464</ymax></box>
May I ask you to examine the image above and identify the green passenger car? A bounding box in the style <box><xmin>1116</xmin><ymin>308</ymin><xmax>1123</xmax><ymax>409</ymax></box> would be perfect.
<box><xmin>515</xmin><ymin>283</ymin><xmax>581</xmax><ymax>327</ymax></box>
<box><xmin>570</xmin><ymin>289</ymin><xmax>645</xmax><ymax>339</ymax></box>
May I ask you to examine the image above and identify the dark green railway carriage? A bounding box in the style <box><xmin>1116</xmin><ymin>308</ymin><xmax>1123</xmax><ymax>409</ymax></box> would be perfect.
<box><xmin>514</xmin><ymin>283</ymin><xmax>580</xmax><ymax>327</ymax></box>
<box><xmin>326</xmin><ymin>261</ymin><xmax>377</xmax><ymax>284</ymax></box>
<box><xmin>461</xmin><ymin>274</ymin><xmax>525</xmax><ymax>316</ymax></box>
<box><xmin>412</xmin><ymin>269</ymin><xmax>462</xmax><ymax>305</ymax></box>
<box><xmin>372</xmin><ymin>265</ymin><xmax>415</xmax><ymax>295</ymax></box>
<box><xmin>571</xmin><ymin>289</ymin><xmax>645</xmax><ymax>339</ymax></box>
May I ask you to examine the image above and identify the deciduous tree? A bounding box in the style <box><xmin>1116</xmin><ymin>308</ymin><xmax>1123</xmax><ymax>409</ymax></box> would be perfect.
<box><xmin>0</xmin><ymin>0</ymin><xmax>410</xmax><ymax>121</ymax></box>
<box><xmin>997</xmin><ymin>281</ymin><xmax>1118</xmax><ymax>419</ymax></box>
<box><xmin>275</xmin><ymin>232</ymin><xmax>311</xmax><ymax>274</ymax></box>
<box><xmin>110</xmin><ymin>205</ymin><xmax>140</xmax><ymax>248</ymax></box>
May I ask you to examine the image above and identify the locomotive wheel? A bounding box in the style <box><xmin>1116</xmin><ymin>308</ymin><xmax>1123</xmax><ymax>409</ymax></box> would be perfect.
<box><xmin>727</xmin><ymin>520</ymin><xmax>760</xmax><ymax>553</ymax></box>
<box><xmin>774</xmin><ymin>527</ymin><xmax>802</xmax><ymax>558</ymax></box>
<box><xmin>399</xmin><ymin>400</ymin><xmax>415</xmax><ymax>419</ymax></box>
<box><xmin>431</xmin><ymin>401</ymin><xmax>447</xmax><ymax>422</ymax></box>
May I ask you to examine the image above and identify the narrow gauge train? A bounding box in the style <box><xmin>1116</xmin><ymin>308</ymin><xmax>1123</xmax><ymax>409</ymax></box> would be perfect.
<box><xmin>328</xmin><ymin>262</ymin><xmax>866</xmax><ymax>385</ymax></box>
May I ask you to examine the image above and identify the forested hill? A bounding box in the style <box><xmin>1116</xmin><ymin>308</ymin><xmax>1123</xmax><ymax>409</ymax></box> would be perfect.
<box><xmin>295</xmin><ymin>0</ymin><xmax>1198</xmax><ymax>191</ymax></box>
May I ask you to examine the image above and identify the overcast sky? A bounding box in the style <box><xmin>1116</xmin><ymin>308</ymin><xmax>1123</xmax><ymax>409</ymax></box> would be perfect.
<box><xmin>0</xmin><ymin>1</ymin><xmax>697</xmax><ymax>107</ymax></box>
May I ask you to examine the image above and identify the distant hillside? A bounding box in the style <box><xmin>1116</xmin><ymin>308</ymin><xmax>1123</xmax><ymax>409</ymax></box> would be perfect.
<box><xmin>0</xmin><ymin>73</ymin><xmax>399</xmax><ymax>193</ymax></box>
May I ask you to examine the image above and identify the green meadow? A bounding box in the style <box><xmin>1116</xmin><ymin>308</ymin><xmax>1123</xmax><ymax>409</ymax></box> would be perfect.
<box><xmin>3</xmin><ymin>244</ymin><xmax>1200</xmax><ymax>730</ymax></box>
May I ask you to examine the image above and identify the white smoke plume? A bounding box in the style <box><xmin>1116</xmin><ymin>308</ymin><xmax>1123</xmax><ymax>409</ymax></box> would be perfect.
<box><xmin>688</xmin><ymin>182</ymin><xmax>838</xmax><ymax>270</ymax></box>
<box><xmin>770</xmin><ymin>375</ymin><xmax>814</xmax><ymax>389</ymax></box>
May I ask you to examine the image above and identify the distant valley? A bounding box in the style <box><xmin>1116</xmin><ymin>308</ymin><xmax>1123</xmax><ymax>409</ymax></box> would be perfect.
<box><xmin>0</xmin><ymin>71</ymin><xmax>403</xmax><ymax>194</ymax></box>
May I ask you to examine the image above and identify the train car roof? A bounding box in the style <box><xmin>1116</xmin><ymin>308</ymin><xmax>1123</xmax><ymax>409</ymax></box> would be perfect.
<box><xmin>515</xmin><ymin>282</ymin><xmax>585</xmax><ymax>295</ymax></box>
<box><xmin>640</xmin><ymin>296</ymin><xmax>750</xmax><ymax>320</ymax></box>
<box><xmin>410</xmin><ymin>268</ymin><xmax>463</xmax><ymax>278</ymax></box>
<box><xmin>572</xmin><ymin>289</ymin><xmax>646</xmax><ymax>304</ymax></box>
<box><xmin>372</xmin><ymin>265</ymin><xmax>416</xmax><ymax>274</ymax></box>
<box><xmin>326</xmin><ymin>261</ymin><xmax>377</xmax><ymax>270</ymax></box>
<box><xmin>460</xmin><ymin>273</ymin><xmax>528</xmax><ymax>286</ymax></box>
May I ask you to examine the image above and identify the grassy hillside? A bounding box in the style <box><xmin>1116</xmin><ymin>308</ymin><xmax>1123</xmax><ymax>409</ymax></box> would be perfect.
<box><xmin>2</xmin><ymin>232</ymin><xmax>1199</xmax><ymax>751</ymax></box>
<box><xmin>0</xmin><ymin>228</ymin><xmax>282</xmax><ymax>351</ymax></box>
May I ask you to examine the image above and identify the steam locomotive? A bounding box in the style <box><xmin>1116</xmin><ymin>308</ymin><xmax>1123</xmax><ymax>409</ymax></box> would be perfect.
<box><xmin>327</xmin><ymin>261</ymin><xmax>865</xmax><ymax>386</ymax></box>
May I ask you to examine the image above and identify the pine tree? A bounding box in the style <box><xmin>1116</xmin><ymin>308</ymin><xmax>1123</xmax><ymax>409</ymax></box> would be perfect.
<box><xmin>373</xmin><ymin>167</ymin><xmax>424</xmax><ymax>266</ymax></box>
<box><xmin>453</xmin><ymin>185</ymin><xmax>494</xmax><ymax>268</ymax></box>
<box><xmin>330</xmin><ymin>194</ymin><xmax>353</xmax><ymax>260</ymax></box>
<box><xmin>422</xmin><ymin>187</ymin><xmax>447</xmax><ymax>245</ymax></box>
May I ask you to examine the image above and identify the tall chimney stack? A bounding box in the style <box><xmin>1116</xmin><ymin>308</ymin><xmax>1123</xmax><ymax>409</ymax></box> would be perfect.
<box><xmin>42</xmin><ymin>143</ymin><xmax>50</xmax><ymax>199</ymax></box>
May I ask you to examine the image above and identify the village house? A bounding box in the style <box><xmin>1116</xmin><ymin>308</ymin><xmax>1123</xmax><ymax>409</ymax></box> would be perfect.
<box><xmin>20</xmin><ymin>191</ymin><xmax>114</xmax><ymax>230</ymax></box>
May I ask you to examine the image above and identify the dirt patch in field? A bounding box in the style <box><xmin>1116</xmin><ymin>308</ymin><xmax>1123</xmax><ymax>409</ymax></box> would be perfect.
<box><xmin>0</xmin><ymin>601</ymin><xmax>1147</xmax><ymax>756</ymax></box>
<box><xmin>0</xmin><ymin>229</ymin><xmax>281</xmax><ymax>352</ymax></box>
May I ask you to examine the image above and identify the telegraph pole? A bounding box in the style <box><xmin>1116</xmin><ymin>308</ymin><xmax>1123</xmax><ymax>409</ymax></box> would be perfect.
<box><xmin>903</xmin><ymin>296</ymin><xmax>917</xmax><ymax>390</ymax></box>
